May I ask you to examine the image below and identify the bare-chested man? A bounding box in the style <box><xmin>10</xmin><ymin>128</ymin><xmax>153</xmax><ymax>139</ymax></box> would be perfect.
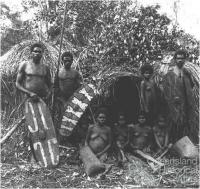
<box><xmin>58</xmin><ymin>51</ymin><xmax>82</xmax><ymax>102</ymax></box>
<box><xmin>57</xmin><ymin>51</ymin><xmax>82</xmax><ymax>139</ymax></box>
<box><xmin>16</xmin><ymin>42</ymin><xmax>51</xmax><ymax>162</ymax></box>
<box><xmin>16</xmin><ymin>43</ymin><xmax>51</xmax><ymax>100</ymax></box>
<box><xmin>163</xmin><ymin>50</ymin><xmax>196</xmax><ymax>143</ymax></box>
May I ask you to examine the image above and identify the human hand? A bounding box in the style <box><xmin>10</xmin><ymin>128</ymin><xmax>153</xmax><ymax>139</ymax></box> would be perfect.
<box><xmin>29</xmin><ymin>93</ymin><xmax>39</xmax><ymax>102</ymax></box>
<box><xmin>30</xmin><ymin>92</ymin><xmax>37</xmax><ymax>98</ymax></box>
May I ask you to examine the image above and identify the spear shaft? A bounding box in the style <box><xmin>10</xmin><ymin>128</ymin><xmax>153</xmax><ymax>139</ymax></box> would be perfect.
<box><xmin>52</xmin><ymin>2</ymin><xmax>68</xmax><ymax>117</ymax></box>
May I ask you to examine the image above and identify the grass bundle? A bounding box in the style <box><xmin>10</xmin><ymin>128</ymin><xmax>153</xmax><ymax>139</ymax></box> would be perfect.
<box><xmin>93</xmin><ymin>65</ymin><xmax>140</xmax><ymax>95</ymax></box>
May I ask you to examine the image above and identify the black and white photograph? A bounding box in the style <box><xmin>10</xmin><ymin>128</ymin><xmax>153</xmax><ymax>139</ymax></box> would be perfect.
<box><xmin>0</xmin><ymin>0</ymin><xmax>199</xmax><ymax>188</ymax></box>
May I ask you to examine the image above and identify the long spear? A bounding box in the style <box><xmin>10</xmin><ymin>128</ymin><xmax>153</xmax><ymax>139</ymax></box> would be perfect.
<box><xmin>52</xmin><ymin>1</ymin><xmax>68</xmax><ymax>117</ymax></box>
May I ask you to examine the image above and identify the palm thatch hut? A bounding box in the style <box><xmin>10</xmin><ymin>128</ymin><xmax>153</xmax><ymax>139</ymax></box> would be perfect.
<box><xmin>89</xmin><ymin>55</ymin><xmax>199</xmax><ymax>144</ymax></box>
<box><xmin>89</xmin><ymin>65</ymin><xmax>142</xmax><ymax>124</ymax></box>
<box><xmin>1</xmin><ymin>41</ymin><xmax>199</xmax><ymax>144</ymax></box>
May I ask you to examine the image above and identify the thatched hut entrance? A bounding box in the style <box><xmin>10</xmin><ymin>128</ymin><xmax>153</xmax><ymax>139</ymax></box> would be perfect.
<box><xmin>111</xmin><ymin>75</ymin><xmax>141</xmax><ymax>123</ymax></box>
<box><xmin>92</xmin><ymin>72</ymin><xmax>141</xmax><ymax>124</ymax></box>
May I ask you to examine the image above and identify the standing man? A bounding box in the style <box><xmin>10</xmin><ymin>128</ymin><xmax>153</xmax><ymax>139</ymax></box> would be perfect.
<box><xmin>16</xmin><ymin>42</ymin><xmax>52</xmax><ymax>162</ymax></box>
<box><xmin>162</xmin><ymin>50</ymin><xmax>196</xmax><ymax>143</ymax></box>
<box><xmin>56</xmin><ymin>51</ymin><xmax>82</xmax><ymax>140</ymax></box>
<box><xmin>16</xmin><ymin>42</ymin><xmax>51</xmax><ymax>100</ymax></box>
<box><xmin>58</xmin><ymin>51</ymin><xmax>82</xmax><ymax>102</ymax></box>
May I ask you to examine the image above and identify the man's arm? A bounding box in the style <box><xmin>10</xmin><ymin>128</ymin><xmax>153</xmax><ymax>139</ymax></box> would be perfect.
<box><xmin>45</xmin><ymin>66</ymin><xmax>52</xmax><ymax>98</ymax></box>
<box><xmin>16</xmin><ymin>62</ymin><xmax>35</xmax><ymax>97</ymax></box>
<box><xmin>76</xmin><ymin>71</ymin><xmax>83</xmax><ymax>89</ymax></box>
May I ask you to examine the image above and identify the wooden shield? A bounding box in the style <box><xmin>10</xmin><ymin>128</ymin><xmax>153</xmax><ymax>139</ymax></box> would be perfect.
<box><xmin>60</xmin><ymin>83</ymin><xmax>98</xmax><ymax>136</ymax></box>
<box><xmin>25</xmin><ymin>98</ymin><xmax>59</xmax><ymax>168</ymax></box>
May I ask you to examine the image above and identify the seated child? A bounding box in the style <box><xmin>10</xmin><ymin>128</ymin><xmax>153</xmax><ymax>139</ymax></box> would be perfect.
<box><xmin>114</xmin><ymin>112</ymin><xmax>129</xmax><ymax>149</ymax></box>
<box><xmin>85</xmin><ymin>108</ymin><xmax>112</xmax><ymax>162</ymax></box>
<box><xmin>114</xmin><ymin>112</ymin><xmax>129</xmax><ymax>163</ymax></box>
<box><xmin>127</xmin><ymin>113</ymin><xmax>153</xmax><ymax>153</ymax></box>
<box><xmin>153</xmin><ymin>115</ymin><xmax>169</xmax><ymax>151</ymax></box>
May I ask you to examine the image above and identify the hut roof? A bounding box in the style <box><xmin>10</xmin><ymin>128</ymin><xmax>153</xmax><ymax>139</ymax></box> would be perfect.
<box><xmin>92</xmin><ymin>64</ymin><xmax>141</xmax><ymax>94</ymax></box>
<box><xmin>0</xmin><ymin>40</ymin><xmax>60</xmax><ymax>77</ymax></box>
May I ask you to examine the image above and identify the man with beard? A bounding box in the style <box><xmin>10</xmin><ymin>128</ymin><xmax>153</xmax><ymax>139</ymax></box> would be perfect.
<box><xmin>162</xmin><ymin>50</ymin><xmax>195</xmax><ymax>143</ymax></box>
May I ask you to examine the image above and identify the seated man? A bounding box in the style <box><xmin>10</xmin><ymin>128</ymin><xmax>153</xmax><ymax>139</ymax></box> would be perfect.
<box><xmin>85</xmin><ymin>108</ymin><xmax>112</xmax><ymax>162</ymax></box>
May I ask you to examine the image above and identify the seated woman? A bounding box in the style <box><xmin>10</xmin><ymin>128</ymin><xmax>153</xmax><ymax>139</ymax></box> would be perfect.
<box><xmin>127</xmin><ymin>113</ymin><xmax>153</xmax><ymax>153</ymax></box>
<box><xmin>85</xmin><ymin>108</ymin><xmax>112</xmax><ymax>162</ymax></box>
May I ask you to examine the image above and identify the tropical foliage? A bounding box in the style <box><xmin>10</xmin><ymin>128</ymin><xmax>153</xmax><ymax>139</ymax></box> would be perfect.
<box><xmin>0</xmin><ymin>1</ymin><xmax>199</xmax><ymax>188</ymax></box>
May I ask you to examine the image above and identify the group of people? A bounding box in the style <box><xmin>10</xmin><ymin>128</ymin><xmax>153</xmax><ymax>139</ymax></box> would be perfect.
<box><xmin>76</xmin><ymin>49</ymin><xmax>194</xmax><ymax>165</ymax></box>
<box><xmin>15</xmin><ymin>42</ymin><xmax>195</xmax><ymax>165</ymax></box>
<box><xmin>16</xmin><ymin>43</ymin><xmax>82</xmax><ymax>137</ymax></box>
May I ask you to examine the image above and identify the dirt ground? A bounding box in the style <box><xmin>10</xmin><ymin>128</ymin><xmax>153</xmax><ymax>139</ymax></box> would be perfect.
<box><xmin>1</xmin><ymin>147</ymin><xmax>199</xmax><ymax>188</ymax></box>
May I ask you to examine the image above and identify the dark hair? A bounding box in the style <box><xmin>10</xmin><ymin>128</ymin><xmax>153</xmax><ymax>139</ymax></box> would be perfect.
<box><xmin>174</xmin><ymin>50</ymin><xmax>188</xmax><ymax>59</ymax></box>
<box><xmin>158</xmin><ymin>115</ymin><xmax>165</xmax><ymax>121</ymax></box>
<box><xmin>118</xmin><ymin>111</ymin><xmax>125</xmax><ymax>117</ymax></box>
<box><xmin>61</xmin><ymin>51</ymin><xmax>73</xmax><ymax>61</ymax></box>
<box><xmin>138</xmin><ymin>114</ymin><xmax>145</xmax><ymax>118</ymax></box>
<box><xmin>30</xmin><ymin>43</ymin><xmax>44</xmax><ymax>52</ymax></box>
<box><xmin>138</xmin><ymin>110</ymin><xmax>146</xmax><ymax>118</ymax></box>
<box><xmin>140</xmin><ymin>64</ymin><xmax>154</xmax><ymax>75</ymax></box>
<box><xmin>95</xmin><ymin>107</ymin><xmax>108</xmax><ymax>118</ymax></box>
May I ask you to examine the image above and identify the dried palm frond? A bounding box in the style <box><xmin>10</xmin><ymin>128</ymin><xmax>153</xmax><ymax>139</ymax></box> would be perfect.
<box><xmin>93</xmin><ymin>65</ymin><xmax>140</xmax><ymax>94</ymax></box>
<box><xmin>0</xmin><ymin>40</ymin><xmax>60</xmax><ymax>77</ymax></box>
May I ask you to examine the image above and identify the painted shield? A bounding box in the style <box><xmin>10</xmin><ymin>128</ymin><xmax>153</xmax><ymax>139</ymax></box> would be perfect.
<box><xmin>60</xmin><ymin>83</ymin><xmax>98</xmax><ymax>136</ymax></box>
<box><xmin>25</xmin><ymin>98</ymin><xmax>59</xmax><ymax>168</ymax></box>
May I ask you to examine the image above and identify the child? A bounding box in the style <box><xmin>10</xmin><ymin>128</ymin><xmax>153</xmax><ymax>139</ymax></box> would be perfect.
<box><xmin>114</xmin><ymin>113</ymin><xmax>129</xmax><ymax>149</ymax></box>
<box><xmin>85</xmin><ymin>108</ymin><xmax>112</xmax><ymax>162</ymax></box>
<box><xmin>152</xmin><ymin>115</ymin><xmax>169</xmax><ymax>151</ymax></box>
<box><xmin>140</xmin><ymin>64</ymin><xmax>159</xmax><ymax>126</ymax></box>
<box><xmin>128</xmin><ymin>113</ymin><xmax>153</xmax><ymax>153</ymax></box>
<box><xmin>114</xmin><ymin>112</ymin><xmax>129</xmax><ymax>164</ymax></box>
